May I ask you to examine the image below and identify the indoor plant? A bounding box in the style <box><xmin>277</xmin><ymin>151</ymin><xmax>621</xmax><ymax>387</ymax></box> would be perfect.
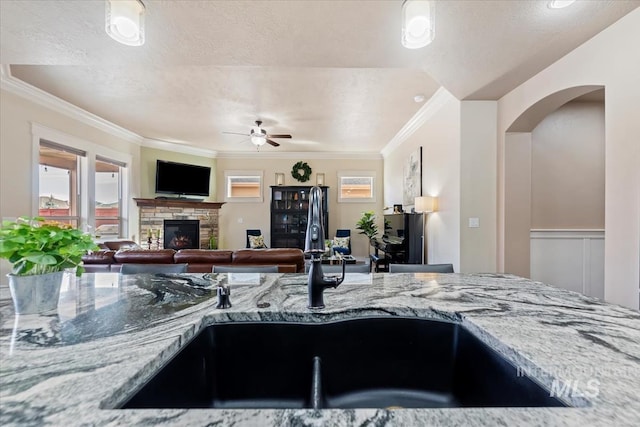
<box><xmin>356</xmin><ymin>211</ymin><xmax>379</xmax><ymax>255</ymax></box>
<box><xmin>0</xmin><ymin>217</ymin><xmax>99</xmax><ymax>314</ymax></box>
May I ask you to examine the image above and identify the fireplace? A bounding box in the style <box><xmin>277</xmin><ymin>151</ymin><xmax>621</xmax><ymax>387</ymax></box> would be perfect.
<box><xmin>164</xmin><ymin>220</ymin><xmax>200</xmax><ymax>250</ymax></box>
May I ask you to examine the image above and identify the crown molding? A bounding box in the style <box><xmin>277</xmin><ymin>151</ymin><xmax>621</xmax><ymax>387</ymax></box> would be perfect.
<box><xmin>1</xmin><ymin>65</ymin><xmax>143</xmax><ymax>145</ymax></box>
<box><xmin>380</xmin><ymin>87</ymin><xmax>455</xmax><ymax>158</ymax></box>
<box><xmin>142</xmin><ymin>138</ymin><xmax>218</xmax><ymax>158</ymax></box>
<box><xmin>215</xmin><ymin>150</ymin><xmax>383</xmax><ymax>160</ymax></box>
<box><xmin>2</xmin><ymin>64</ymin><xmax>395</xmax><ymax>161</ymax></box>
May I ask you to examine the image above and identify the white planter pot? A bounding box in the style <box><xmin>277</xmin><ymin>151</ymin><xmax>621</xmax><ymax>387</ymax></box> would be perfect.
<box><xmin>7</xmin><ymin>271</ymin><xmax>64</xmax><ymax>315</ymax></box>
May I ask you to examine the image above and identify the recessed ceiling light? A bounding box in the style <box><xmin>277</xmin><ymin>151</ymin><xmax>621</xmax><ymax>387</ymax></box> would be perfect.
<box><xmin>401</xmin><ymin>0</ymin><xmax>435</xmax><ymax>49</ymax></box>
<box><xmin>548</xmin><ymin>0</ymin><xmax>576</xmax><ymax>9</ymax></box>
<box><xmin>414</xmin><ymin>94</ymin><xmax>426</xmax><ymax>103</ymax></box>
<box><xmin>105</xmin><ymin>0</ymin><xmax>145</xmax><ymax>46</ymax></box>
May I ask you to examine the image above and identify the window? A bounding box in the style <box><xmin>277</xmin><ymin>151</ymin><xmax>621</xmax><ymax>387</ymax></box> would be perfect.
<box><xmin>39</xmin><ymin>141</ymin><xmax>85</xmax><ymax>227</ymax></box>
<box><xmin>33</xmin><ymin>123</ymin><xmax>131</xmax><ymax>239</ymax></box>
<box><xmin>224</xmin><ymin>170</ymin><xmax>264</xmax><ymax>202</ymax></box>
<box><xmin>337</xmin><ymin>171</ymin><xmax>376</xmax><ymax>203</ymax></box>
<box><xmin>95</xmin><ymin>156</ymin><xmax>125</xmax><ymax>238</ymax></box>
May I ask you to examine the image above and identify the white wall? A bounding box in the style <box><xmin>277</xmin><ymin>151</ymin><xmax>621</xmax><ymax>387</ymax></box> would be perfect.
<box><xmin>504</xmin><ymin>132</ymin><xmax>532</xmax><ymax>278</ymax></box>
<box><xmin>504</xmin><ymin>101</ymin><xmax>605</xmax><ymax>279</ymax></box>
<box><xmin>216</xmin><ymin>155</ymin><xmax>383</xmax><ymax>256</ymax></box>
<box><xmin>531</xmin><ymin>101</ymin><xmax>605</xmax><ymax>229</ymax></box>
<box><xmin>460</xmin><ymin>101</ymin><xmax>498</xmax><ymax>273</ymax></box>
<box><xmin>498</xmin><ymin>9</ymin><xmax>640</xmax><ymax>309</ymax></box>
<box><xmin>140</xmin><ymin>146</ymin><xmax>217</xmax><ymax>200</ymax></box>
<box><xmin>527</xmin><ymin>101</ymin><xmax>606</xmax><ymax>298</ymax></box>
<box><xmin>0</xmin><ymin>88</ymin><xmax>141</xmax><ymax>284</ymax></box>
<box><xmin>383</xmin><ymin>90</ymin><xmax>461</xmax><ymax>271</ymax></box>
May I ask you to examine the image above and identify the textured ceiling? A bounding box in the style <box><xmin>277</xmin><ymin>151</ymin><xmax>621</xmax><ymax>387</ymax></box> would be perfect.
<box><xmin>1</xmin><ymin>0</ymin><xmax>638</xmax><ymax>154</ymax></box>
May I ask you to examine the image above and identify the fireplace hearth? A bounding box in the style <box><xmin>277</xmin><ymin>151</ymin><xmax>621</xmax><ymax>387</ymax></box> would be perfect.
<box><xmin>164</xmin><ymin>220</ymin><xmax>200</xmax><ymax>250</ymax></box>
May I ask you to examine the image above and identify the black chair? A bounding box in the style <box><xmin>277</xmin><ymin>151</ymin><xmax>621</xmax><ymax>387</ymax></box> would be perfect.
<box><xmin>120</xmin><ymin>263</ymin><xmax>188</xmax><ymax>274</ymax></box>
<box><xmin>332</xmin><ymin>229</ymin><xmax>351</xmax><ymax>256</ymax></box>
<box><xmin>246</xmin><ymin>229</ymin><xmax>268</xmax><ymax>248</ymax></box>
<box><xmin>213</xmin><ymin>265</ymin><xmax>279</xmax><ymax>273</ymax></box>
<box><xmin>388</xmin><ymin>263</ymin><xmax>454</xmax><ymax>273</ymax></box>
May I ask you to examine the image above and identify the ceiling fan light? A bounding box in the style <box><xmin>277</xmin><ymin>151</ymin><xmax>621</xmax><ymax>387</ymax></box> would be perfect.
<box><xmin>548</xmin><ymin>0</ymin><xmax>576</xmax><ymax>9</ymax></box>
<box><xmin>250</xmin><ymin>134</ymin><xmax>266</xmax><ymax>146</ymax></box>
<box><xmin>106</xmin><ymin>0</ymin><xmax>145</xmax><ymax>46</ymax></box>
<box><xmin>401</xmin><ymin>0</ymin><xmax>434</xmax><ymax>49</ymax></box>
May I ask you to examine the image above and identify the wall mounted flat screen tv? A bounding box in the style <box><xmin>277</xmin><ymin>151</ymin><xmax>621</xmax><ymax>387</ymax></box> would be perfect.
<box><xmin>155</xmin><ymin>160</ymin><xmax>211</xmax><ymax>197</ymax></box>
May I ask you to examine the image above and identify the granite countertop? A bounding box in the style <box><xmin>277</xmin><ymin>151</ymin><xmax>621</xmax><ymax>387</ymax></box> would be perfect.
<box><xmin>1</xmin><ymin>272</ymin><xmax>639</xmax><ymax>426</ymax></box>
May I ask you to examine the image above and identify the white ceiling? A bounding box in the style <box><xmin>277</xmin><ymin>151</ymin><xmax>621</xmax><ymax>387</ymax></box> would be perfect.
<box><xmin>1</xmin><ymin>0</ymin><xmax>637</xmax><ymax>154</ymax></box>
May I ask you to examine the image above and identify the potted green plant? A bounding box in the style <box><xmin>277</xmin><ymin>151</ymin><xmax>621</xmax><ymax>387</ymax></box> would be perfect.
<box><xmin>356</xmin><ymin>211</ymin><xmax>379</xmax><ymax>255</ymax></box>
<box><xmin>0</xmin><ymin>217</ymin><xmax>99</xmax><ymax>314</ymax></box>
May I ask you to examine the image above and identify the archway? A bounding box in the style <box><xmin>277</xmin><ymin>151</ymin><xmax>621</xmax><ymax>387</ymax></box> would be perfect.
<box><xmin>504</xmin><ymin>85</ymin><xmax>605</xmax><ymax>298</ymax></box>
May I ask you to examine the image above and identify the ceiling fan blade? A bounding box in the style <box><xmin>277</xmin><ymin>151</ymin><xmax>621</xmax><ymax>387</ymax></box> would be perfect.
<box><xmin>266</xmin><ymin>139</ymin><xmax>280</xmax><ymax>147</ymax></box>
<box><xmin>267</xmin><ymin>134</ymin><xmax>292</xmax><ymax>139</ymax></box>
<box><xmin>222</xmin><ymin>131</ymin><xmax>250</xmax><ymax>136</ymax></box>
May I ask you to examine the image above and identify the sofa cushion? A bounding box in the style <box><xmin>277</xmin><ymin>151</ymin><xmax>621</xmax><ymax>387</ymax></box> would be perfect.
<box><xmin>233</xmin><ymin>248</ymin><xmax>305</xmax><ymax>272</ymax></box>
<box><xmin>113</xmin><ymin>249</ymin><xmax>176</xmax><ymax>264</ymax></box>
<box><xmin>174</xmin><ymin>249</ymin><xmax>233</xmax><ymax>264</ymax></box>
<box><xmin>82</xmin><ymin>250</ymin><xmax>116</xmax><ymax>264</ymax></box>
<box><xmin>104</xmin><ymin>240</ymin><xmax>141</xmax><ymax>251</ymax></box>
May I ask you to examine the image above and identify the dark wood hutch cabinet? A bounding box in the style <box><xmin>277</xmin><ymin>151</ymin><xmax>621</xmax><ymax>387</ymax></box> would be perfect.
<box><xmin>270</xmin><ymin>186</ymin><xmax>328</xmax><ymax>249</ymax></box>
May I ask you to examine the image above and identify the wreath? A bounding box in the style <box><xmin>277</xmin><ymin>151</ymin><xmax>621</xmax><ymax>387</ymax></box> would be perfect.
<box><xmin>291</xmin><ymin>161</ymin><xmax>312</xmax><ymax>182</ymax></box>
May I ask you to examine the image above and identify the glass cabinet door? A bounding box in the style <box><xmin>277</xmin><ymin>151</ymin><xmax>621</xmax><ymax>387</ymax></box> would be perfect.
<box><xmin>271</xmin><ymin>186</ymin><xmax>328</xmax><ymax>249</ymax></box>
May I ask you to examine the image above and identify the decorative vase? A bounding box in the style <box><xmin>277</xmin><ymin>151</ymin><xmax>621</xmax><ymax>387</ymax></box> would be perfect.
<box><xmin>7</xmin><ymin>271</ymin><xmax>64</xmax><ymax>315</ymax></box>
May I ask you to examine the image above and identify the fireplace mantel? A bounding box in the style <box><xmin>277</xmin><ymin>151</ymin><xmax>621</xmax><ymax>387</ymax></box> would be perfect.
<box><xmin>133</xmin><ymin>198</ymin><xmax>225</xmax><ymax>209</ymax></box>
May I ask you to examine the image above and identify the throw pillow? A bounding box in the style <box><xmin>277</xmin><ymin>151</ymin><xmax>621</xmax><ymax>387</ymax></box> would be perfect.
<box><xmin>333</xmin><ymin>236</ymin><xmax>350</xmax><ymax>250</ymax></box>
<box><xmin>248</xmin><ymin>234</ymin><xmax>267</xmax><ymax>249</ymax></box>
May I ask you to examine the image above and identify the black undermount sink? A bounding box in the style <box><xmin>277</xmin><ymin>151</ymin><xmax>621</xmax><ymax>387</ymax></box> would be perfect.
<box><xmin>120</xmin><ymin>317</ymin><xmax>568</xmax><ymax>410</ymax></box>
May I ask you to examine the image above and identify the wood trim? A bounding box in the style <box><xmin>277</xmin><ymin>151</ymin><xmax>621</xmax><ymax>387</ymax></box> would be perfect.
<box><xmin>133</xmin><ymin>198</ymin><xmax>225</xmax><ymax>209</ymax></box>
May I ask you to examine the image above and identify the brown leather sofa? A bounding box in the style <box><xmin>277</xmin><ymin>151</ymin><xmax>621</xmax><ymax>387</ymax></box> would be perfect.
<box><xmin>82</xmin><ymin>241</ymin><xmax>305</xmax><ymax>273</ymax></box>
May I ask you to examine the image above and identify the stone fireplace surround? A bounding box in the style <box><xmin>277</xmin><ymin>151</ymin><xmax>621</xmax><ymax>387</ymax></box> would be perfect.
<box><xmin>133</xmin><ymin>199</ymin><xmax>224</xmax><ymax>249</ymax></box>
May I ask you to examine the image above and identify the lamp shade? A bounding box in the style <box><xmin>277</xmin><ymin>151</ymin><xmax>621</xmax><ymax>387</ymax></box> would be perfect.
<box><xmin>106</xmin><ymin>0</ymin><xmax>145</xmax><ymax>46</ymax></box>
<box><xmin>414</xmin><ymin>196</ymin><xmax>436</xmax><ymax>213</ymax></box>
<box><xmin>401</xmin><ymin>0</ymin><xmax>435</xmax><ymax>49</ymax></box>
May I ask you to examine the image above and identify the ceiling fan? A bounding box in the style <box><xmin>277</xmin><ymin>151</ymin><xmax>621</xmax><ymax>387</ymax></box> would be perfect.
<box><xmin>223</xmin><ymin>120</ymin><xmax>292</xmax><ymax>147</ymax></box>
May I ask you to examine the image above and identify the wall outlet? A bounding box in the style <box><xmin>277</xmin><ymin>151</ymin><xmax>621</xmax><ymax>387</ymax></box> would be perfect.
<box><xmin>237</xmin><ymin>217</ymin><xmax>243</xmax><ymax>224</ymax></box>
<box><xmin>468</xmin><ymin>217</ymin><xmax>480</xmax><ymax>228</ymax></box>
